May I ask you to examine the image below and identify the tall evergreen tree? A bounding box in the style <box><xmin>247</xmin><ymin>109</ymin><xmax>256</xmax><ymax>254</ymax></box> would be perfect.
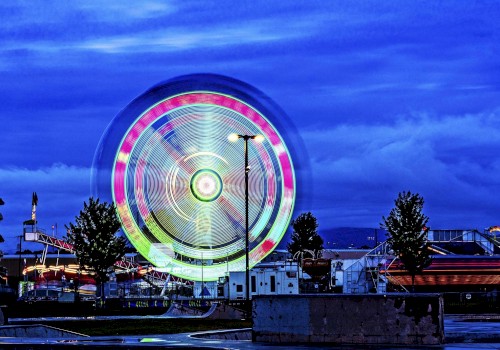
<box><xmin>381</xmin><ymin>191</ymin><xmax>432</xmax><ymax>290</ymax></box>
<box><xmin>287</xmin><ymin>212</ymin><xmax>324</xmax><ymax>261</ymax></box>
<box><xmin>66</xmin><ymin>197</ymin><xmax>126</xmax><ymax>288</ymax></box>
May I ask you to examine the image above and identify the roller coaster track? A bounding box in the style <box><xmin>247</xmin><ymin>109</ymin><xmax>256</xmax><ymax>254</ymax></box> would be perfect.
<box><xmin>25</xmin><ymin>231</ymin><xmax>175</xmax><ymax>282</ymax></box>
<box><xmin>28</xmin><ymin>231</ymin><xmax>75</xmax><ymax>253</ymax></box>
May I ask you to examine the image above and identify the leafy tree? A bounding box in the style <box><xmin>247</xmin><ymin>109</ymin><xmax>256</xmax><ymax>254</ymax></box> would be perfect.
<box><xmin>381</xmin><ymin>191</ymin><xmax>432</xmax><ymax>290</ymax></box>
<box><xmin>287</xmin><ymin>212</ymin><xmax>324</xmax><ymax>261</ymax></box>
<box><xmin>66</xmin><ymin>197</ymin><xmax>126</xmax><ymax>287</ymax></box>
<box><xmin>0</xmin><ymin>198</ymin><xmax>4</xmax><ymax>243</ymax></box>
<box><xmin>0</xmin><ymin>197</ymin><xmax>4</xmax><ymax>256</ymax></box>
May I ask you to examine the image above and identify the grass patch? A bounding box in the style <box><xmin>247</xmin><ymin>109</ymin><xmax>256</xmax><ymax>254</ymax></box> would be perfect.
<box><xmin>43</xmin><ymin>319</ymin><xmax>252</xmax><ymax>336</ymax></box>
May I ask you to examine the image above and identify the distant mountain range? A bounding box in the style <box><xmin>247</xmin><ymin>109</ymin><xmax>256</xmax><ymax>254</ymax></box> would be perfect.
<box><xmin>278</xmin><ymin>227</ymin><xmax>388</xmax><ymax>250</ymax></box>
<box><xmin>7</xmin><ymin>227</ymin><xmax>388</xmax><ymax>255</ymax></box>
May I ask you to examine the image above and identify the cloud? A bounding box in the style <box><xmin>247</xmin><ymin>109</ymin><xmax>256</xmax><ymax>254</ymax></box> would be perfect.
<box><xmin>76</xmin><ymin>0</ymin><xmax>176</xmax><ymax>20</ymax></box>
<box><xmin>301</xmin><ymin>110</ymin><xmax>500</xmax><ymax>230</ymax></box>
<box><xmin>0</xmin><ymin>2</ymin><xmax>320</xmax><ymax>56</ymax></box>
<box><xmin>0</xmin><ymin>164</ymin><xmax>91</xmax><ymax>253</ymax></box>
<box><xmin>0</xmin><ymin>104</ymin><xmax>112</xmax><ymax>168</ymax></box>
<box><xmin>0</xmin><ymin>1</ymin><xmax>176</xmax><ymax>30</ymax></box>
<box><xmin>75</xmin><ymin>16</ymin><xmax>315</xmax><ymax>54</ymax></box>
<box><xmin>1</xmin><ymin>0</ymin><xmax>500</xmax><ymax>253</ymax></box>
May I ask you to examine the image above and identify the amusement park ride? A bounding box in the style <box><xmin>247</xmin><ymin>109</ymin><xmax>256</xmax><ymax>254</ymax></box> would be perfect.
<box><xmin>20</xmin><ymin>74</ymin><xmax>299</xmax><ymax>297</ymax></box>
<box><xmin>24</xmin><ymin>73</ymin><xmax>499</xmax><ymax>300</ymax></box>
<box><xmin>22</xmin><ymin>224</ymin><xmax>176</xmax><ymax>294</ymax></box>
<box><xmin>340</xmin><ymin>227</ymin><xmax>500</xmax><ymax>294</ymax></box>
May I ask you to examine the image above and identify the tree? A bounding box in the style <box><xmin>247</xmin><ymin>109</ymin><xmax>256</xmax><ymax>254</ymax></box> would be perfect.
<box><xmin>66</xmin><ymin>197</ymin><xmax>126</xmax><ymax>289</ymax></box>
<box><xmin>0</xmin><ymin>197</ymin><xmax>4</xmax><ymax>243</ymax></box>
<box><xmin>381</xmin><ymin>191</ymin><xmax>432</xmax><ymax>290</ymax></box>
<box><xmin>0</xmin><ymin>198</ymin><xmax>4</xmax><ymax>260</ymax></box>
<box><xmin>287</xmin><ymin>212</ymin><xmax>324</xmax><ymax>261</ymax></box>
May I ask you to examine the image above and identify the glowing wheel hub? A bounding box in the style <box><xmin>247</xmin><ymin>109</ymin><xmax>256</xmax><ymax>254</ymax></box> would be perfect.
<box><xmin>190</xmin><ymin>169</ymin><xmax>222</xmax><ymax>202</ymax></box>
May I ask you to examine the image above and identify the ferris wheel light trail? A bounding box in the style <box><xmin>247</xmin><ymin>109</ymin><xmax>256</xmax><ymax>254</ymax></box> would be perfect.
<box><xmin>92</xmin><ymin>74</ymin><xmax>297</xmax><ymax>282</ymax></box>
<box><xmin>229</xmin><ymin>133</ymin><xmax>263</xmax><ymax>302</ymax></box>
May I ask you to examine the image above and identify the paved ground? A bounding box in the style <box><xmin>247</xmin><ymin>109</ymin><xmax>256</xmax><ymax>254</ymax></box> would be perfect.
<box><xmin>1</xmin><ymin>315</ymin><xmax>500</xmax><ymax>349</ymax></box>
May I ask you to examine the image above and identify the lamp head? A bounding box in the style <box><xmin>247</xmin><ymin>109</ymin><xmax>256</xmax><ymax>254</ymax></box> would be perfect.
<box><xmin>228</xmin><ymin>133</ymin><xmax>239</xmax><ymax>142</ymax></box>
<box><xmin>253</xmin><ymin>134</ymin><xmax>265</xmax><ymax>143</ymax></box>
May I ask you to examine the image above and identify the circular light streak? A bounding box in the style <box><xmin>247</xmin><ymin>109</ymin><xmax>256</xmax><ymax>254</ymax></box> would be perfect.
<box><xmin>190</xmin><ymin>169</ymin><xmax>222</xmax><ymax>202</ymax></box>
<box><xmin>92</xmin><ymin>74</ymin><xmax>296</xmax><ymax>281</ymax></box>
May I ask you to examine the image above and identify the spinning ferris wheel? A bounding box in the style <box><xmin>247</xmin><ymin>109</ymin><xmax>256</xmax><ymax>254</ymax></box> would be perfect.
<box><xmin>92</xmin><ymin>74</ymin><xmax>296</xmax><ymax>281</ymax></box>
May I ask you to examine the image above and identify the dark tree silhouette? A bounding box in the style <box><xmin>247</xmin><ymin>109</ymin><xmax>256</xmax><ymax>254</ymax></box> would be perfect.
<box><xmin>66</xmin><ymin>197</ymin><xmax>126</xmax><ymax>288</ymax></box>
<box><xmin>287</xmin><ymin>212</ymin><xmax>324</xmax><ymax>261</ymax></box>
<box><xmin>0</xmin><ymin>200</ymin><xmax>3</xmax><ymax>297</ymax></box>
<box><xmin>381</xmin><ymin>191</ymin><xmax>432</xmax><ymax>290</ymax></box>
<box><xmin>0</xmin><ymin>197</ymin><xmax>4</xmax><ymax>243</ymax></box>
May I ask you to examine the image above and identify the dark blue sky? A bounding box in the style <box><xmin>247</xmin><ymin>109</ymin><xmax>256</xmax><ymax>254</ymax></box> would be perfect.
<box><xmin>1</xmin><ymin>1</ymin><xmax>500</xmax><ymax>253</ymax></box>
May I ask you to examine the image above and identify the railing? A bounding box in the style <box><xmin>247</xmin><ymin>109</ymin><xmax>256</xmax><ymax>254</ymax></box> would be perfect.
<box><xmin>22</xmin><ymin>230</ymin><xmax>174</xmax><ymax>284</ymax></box>
<box><xmin>25</xmin><ymin>231</ymin><xmax>75</xmax><ymax>253</ymax></box>
<box><xmin>344</xmin><ymin>241</ymin><xmax>406</xmax><ymax>294</ymax></box>
<box><xmin>443</xmin><ymin>291</ymin><xmax>500</xmax><ymax>314</ymax></box>
<box><xmin>427</xmin><ymin>229</ymin><xmax>498</xmax><ymax>255</ymax></box>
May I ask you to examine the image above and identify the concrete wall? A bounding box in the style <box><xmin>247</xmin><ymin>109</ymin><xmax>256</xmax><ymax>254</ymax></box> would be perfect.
<box><xmin>253</xmin><ymin>294</ymin><xmax>444</xmax><ymax>345</ymax></box>
<box><xmin>191</xmin><ymin>329</ymin><xmax>252</xmax><ymax>340</ymax></box>
<box><xmin>0</xmin><ymin>325</ymin><xmax>88</xmax><ymax>338</ymax></box>
<box><xmin>206</xmin><ymin>303</ymin><xmax>246</xmax><ymax>320</ymax></box>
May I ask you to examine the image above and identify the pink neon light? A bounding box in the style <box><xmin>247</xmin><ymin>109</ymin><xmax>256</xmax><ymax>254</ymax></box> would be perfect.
<box><xmin>114</xmin><ymin>161</ymin><xmax>127</xmax><ymax>205</ymax></box>
<box><xmin>279</xmin><ymin>153</ymin><xmax>294</xmax><ymax>190</ymax></box>
<box><xmin>135</xmin><ymin>158</ymin><xmax>149</xmax><ymax>218</ymax></box>
<box><xmin>218</xmin><ymin>195</ymin><xmax>243</xmax><ymax>223</ymax></box>
<box><xmin>114</xmin><ymin>91</ymin><xmax>294</xmax><ymax>207</ymax></box>
<box><xmin>266</xmin><ymin>173</ymin><xmax>276</xmax><ymax>206</ymax></box>
<box><xmin>113</xmin><ymin>92</ymin><xmax>294</xmax><ymax>249</ymax></box>
<box><xmin>261</xmin><ymin>239</ymin><xmax>275</xmax><ymax>253</ymax></box>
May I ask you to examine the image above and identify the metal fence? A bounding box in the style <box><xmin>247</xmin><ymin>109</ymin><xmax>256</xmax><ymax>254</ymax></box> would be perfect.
<box><xmin>443</xmin><ymin>291</ymin><xmax>500</xmax><ymax>314</ymax></box>
<box><xmin>114</xmin><ymin>281</ymin><xmax>193</xmax><ymax>298</ymax></box>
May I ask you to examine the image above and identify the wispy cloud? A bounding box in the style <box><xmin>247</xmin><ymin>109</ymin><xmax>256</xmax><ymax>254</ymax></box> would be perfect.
<box><xmin>76</xmin><ymin>0</ymin><xmax>176</xmax><ymax>20</ymax></box>
<box><xmin>302</xmin><ymin>111</ymin><xmax>500</xmax><ymax>229</ymax></box>
<box><xmin>76</xmin><ymin>17</ymin><xmax>314</xmax><ymax>54</ymax></box>
<box><xmin>1</xmin><ymin>0</ymin><xmax>500</xmax><ymax>251</ymax></box>
<box><xmin>0</xmin><ymin>2</ymin><xmax>318</xmax><ymax>55</ymax></box>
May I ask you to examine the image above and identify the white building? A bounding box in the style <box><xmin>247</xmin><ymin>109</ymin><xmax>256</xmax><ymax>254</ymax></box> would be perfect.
<box><xmin>226</xmin><ymin>261</ymin><xmax>300</xmax><ymax>300</ymax></box>
<box><xmin>322</xmin><ymin>249</ymin><xmax>372</xmax><ymax>292</ymax></box>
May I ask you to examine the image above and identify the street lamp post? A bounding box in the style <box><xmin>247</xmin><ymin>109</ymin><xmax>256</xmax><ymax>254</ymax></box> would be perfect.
<box><xmin>228</xmin><ymin>133</ymin><xmax>264</xmax><ymax>303</ymax></box>
<box><xmin>201</xmin><ymin>251</ymin><xmax>204</xmax><ymax>299</ymax></box>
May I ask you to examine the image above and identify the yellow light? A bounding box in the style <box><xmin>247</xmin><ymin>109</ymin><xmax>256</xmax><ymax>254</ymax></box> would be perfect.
<box><xmin>254</xmin><ymin>134</ymin><xmax>265</xmax><ymax>143</ymax></box>
<box><xmin>228</xmin><ymin>133</ymin><xmax>239</xmax><ymax>142</ymax></box>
